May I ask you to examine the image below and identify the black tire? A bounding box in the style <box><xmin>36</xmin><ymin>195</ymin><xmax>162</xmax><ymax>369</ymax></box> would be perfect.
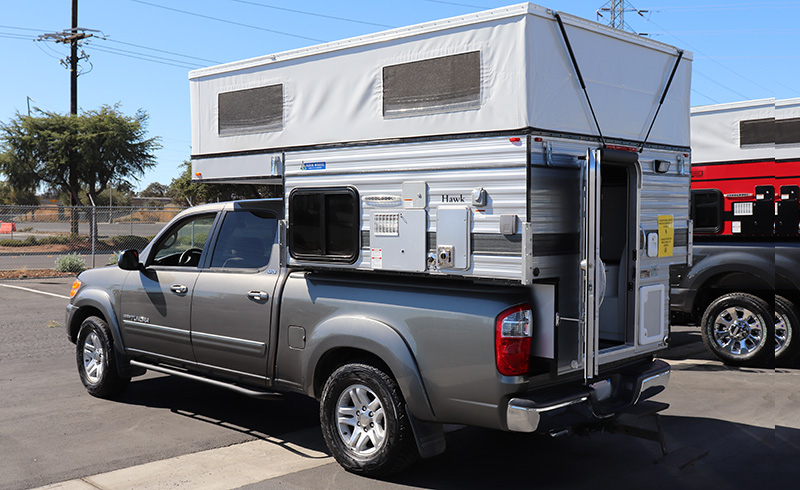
<box><xmin>700</xmin><ymin>293</ymin><xmax>773</xmax><ymax>366</ymax></box>
<box><xmin>320</xmin><ymin>363</ymin><xmax>419</xmax><ymax>477</ymax></box>
<box><xmin>76</xmin><ymin>316</ymin><xmax>130</xmax><ymax>398</ymax></box>
<box><xmin>776</xmin><ymin>295</ymin><xmax>800</xmax><ymax>365</ymax></box>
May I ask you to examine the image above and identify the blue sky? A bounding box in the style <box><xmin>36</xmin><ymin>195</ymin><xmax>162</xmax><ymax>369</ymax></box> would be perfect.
<box><xmin>1</xmin><ymin>1</ymin><xmax>797</xmax><ymax>190</ymax></box>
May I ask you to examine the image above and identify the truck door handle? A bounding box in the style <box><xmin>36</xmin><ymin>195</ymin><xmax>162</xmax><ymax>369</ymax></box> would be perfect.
<box><xmin>170</xmin><ymin>284</ymin><xmax>188</xmax><ymax>294</ymax></box>
<box><xmin>247</xmin><ymin>290</ymin><xmax>269</xmax><ymax>301</ymax></box>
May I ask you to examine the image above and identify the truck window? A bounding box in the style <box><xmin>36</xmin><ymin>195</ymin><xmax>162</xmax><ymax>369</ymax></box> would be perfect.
<box><xmin>209</xmin><ymin>210</ymin><xmax>278</xmax><ymax>269</ymax></box>
<box><xmin>690</xmin><ymin>189</ymin><xmax>723</xmax><ymax>234</ymax></box>
<box><xmin>151</xmin><ymin>214</ymin><xmax>216</xmax><ymax>267</ymax></box>
<box><xmin>289</xmin><ymin>188</ymin><xmax>359</xmax><ymax>263</ymax></box>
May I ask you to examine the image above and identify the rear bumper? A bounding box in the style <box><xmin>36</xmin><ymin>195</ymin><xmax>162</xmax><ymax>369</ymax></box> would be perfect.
<box><xmin>506</xmin><ymin>359</ymin><xmax>670</xmax><ymax>433</ymax></box>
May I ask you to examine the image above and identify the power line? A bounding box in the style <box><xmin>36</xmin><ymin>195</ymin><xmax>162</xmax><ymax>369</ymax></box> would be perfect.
<box><xmin>93</xmin><ymin>44</ymin><xmax>206</xmax><ymax>68</ymax></box>
<box><xmin>424</xmin><ymin>0</ymin><xmax>492</xmax><ymax>8</ymax></box>
<box><xmin>641</xmin><ymin>2</ymin><xmax>800</xmax><ymax>12</ymax></box>
<box><xmin>691</xmin><ymin>88</ymin><xmax>721</xmax><ymax>105</ymax></box>
<box><xmin>641</xmin><ymin>15</ymin><xmax>774</xmax><ymax>95</ymax></box>
<box><xmin>103</xmin><ymin>38</ymin><xmax>221</xmax><ymax>64</ymax></box>
<box><xmin>231</xmin><ymin>0</ymin><xmax>395</xmax><ymax>29</ymax></box>
<box><xmin>90</xmin><ymin>45</ymin><xmax>201</xmax><ymax>69</ymax></box>
<box><xmin>0</xmin><ymin>32</ymin><xmax>35</xmax><ymax>40</ymax></box>
<box><xmin>130</xmin><ymin>0</ymin><xmax>324</xmax><ymax>43</ymax></box>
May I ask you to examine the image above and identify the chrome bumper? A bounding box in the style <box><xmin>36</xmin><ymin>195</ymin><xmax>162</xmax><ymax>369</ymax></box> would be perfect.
<box><xmin>506</xmin><ymin>359</ymin><xmax>671</xmax><ymax>433</ymax></box>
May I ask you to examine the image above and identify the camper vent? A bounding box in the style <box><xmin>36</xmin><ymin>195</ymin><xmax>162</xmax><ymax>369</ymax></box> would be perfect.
<box><xmin>218</xmin><ymin>84</ymin><xmax>284</xmax><ymax>136</ymax></box>
<box><xmin>383</xmin><ymin>51</ymin><xmax>481</xmax><ymax>118</ymax></box>
<box><xmin>373</xmin><ymin>213</ymin><xmax>400</xmax><ymax>236</ymax></box>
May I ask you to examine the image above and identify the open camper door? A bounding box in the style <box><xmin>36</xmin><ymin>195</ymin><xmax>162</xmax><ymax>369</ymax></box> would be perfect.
<box><xmin>580</xmin><ymin>148</ymin><xmax>602</xmax><ymax>382</ymax></box>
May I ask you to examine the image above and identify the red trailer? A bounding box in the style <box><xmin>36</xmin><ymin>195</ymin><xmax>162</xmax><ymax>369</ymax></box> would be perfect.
<box><xmin>690</xmin><ymin>98</ymin><xmax>799</xmax><ymax>236</ymax></box>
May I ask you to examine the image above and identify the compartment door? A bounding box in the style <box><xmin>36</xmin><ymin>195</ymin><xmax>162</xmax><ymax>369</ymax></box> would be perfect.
<box><xmin>580</xmin><ymin>148</ymin><xmax>602</xmax><ymax>381</ymax></box>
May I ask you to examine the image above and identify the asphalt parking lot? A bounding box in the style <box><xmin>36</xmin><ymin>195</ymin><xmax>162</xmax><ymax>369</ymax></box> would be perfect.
<box><xmin>1</xmin><ymin>276</ymin><xmax>797</xmax><ymax>490</ymax></box>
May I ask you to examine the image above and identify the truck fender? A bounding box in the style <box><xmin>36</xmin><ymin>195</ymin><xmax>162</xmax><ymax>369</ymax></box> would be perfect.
<box><xmin>687</xmin><ymin>250</ymin><xmax>775</xmax><ymax>293</ymax></box>
<box><xmin>70</xmin><ymin>288</ymin><xmax>142</xmax><ymax>378</ymax></box>
<box><xmin>303</xmin><ymin>315</ymin><xmax>437</xmax><ymax>422</ymax></box>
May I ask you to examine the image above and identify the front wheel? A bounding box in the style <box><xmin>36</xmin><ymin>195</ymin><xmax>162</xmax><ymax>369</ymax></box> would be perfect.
<box><xmin>776</xmin><ymin>295</ymin><xmax>800</xmax><ymax>365</ymax></box>
<box><xmin>700</xmin><ymin>293</ymin><xmax>773</xmax><ymax>366</ymax></box>
<box><xmin>76</xmin><ymin>316</ymin><xmax>130</xmax><ymax>398</ymax></box>
<box><xmin>320</xmin><ymin>363</ymin><xmax>419</xmax><ymax>476</ymax></box>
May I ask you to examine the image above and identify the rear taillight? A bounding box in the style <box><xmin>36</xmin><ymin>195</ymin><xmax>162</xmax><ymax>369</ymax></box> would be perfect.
<box><xmin>495</xmin><ymin>304</ymin><xmax>533</xmax><ymax>376</ymax></box>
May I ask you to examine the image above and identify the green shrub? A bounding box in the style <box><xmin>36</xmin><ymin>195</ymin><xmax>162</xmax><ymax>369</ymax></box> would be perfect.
<box><xmin>55</xmin><ymin>253</ymin><xmax>87</xmax><ymax>273</ymax></box>
<box><xmin>0</xmin><ymin>236</ymin><xmax>37</xmax><ymax>247</ymax></box>
<box><xmin>107</xmin><ymin>252</ymin><xmax>120</xmax><ymax>266</ymax></box>
<box><xmin>37</xmin><ymin>235</ymin><xmax>72</xmax><ymax>245</ymax></box>
<box><xmin>110</xmin><ymin>235</ymin><xmax>150</xmax><ymax>251</ymax></box>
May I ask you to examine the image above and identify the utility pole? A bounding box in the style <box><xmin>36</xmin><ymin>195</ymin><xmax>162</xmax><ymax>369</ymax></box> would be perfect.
<box><xmin>596</xmin><ymin>1</ymin><xmax>648</xmax><ymax>33</ymax></box>
<box><xmin>37</xmin><ymin>0</ymin><xmax>96</xmax><ymax>232</ymax></box>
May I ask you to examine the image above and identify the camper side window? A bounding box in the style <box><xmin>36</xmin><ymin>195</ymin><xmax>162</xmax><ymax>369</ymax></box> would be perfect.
<box><xmin>289</xmin><ymin>188</ymin><xmax>359</xmax><ymax>263</ymax></box>
<box><xmin>690</xmin><ymin>189</ymin><xmax>723</xmax><ymax>234</ymax></box>
<box><xmin>383</xmin><ymin>51</ymin><xmax>481</xmax><ymax>118</ymax></box>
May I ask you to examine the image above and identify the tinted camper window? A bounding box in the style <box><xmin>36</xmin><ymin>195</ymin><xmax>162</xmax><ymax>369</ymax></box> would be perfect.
<box><xmin>691</xmin><ymin>189</ymin><xmax>723</xmax><ymax>234</ymax></box>
<box><xmin>739</xmin><ymin>118</ymin><xmax>774</xmax><ymax>147</ymax></box>
<box><xmin>289</xmin><ymin>188</ymin><xmax>359</xmax><ymax>263</ymax></box>
<box><xmin>218</xmin><ymin>84</ymin><xmax>283</xmax><ymax>136</ymax></box>
<box><xmin>777</xmin><ymin>118</ymin><xmax>800</xmax><ymax>145</ymax></box>
<box><xmin>383</xmin><ymin>51</ymin><xmax>481</xmax><ymax>118</ymax></box>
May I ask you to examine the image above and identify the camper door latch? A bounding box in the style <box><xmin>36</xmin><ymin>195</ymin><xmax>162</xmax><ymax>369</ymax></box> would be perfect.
<box><xmin>437</xmin><ymin>245</ymin><xmax>454</xmax><ymax>268</ymax></box>
<box><xmin>543</xmin><ymin>141</ymin><xmax>553</xmax><ymax>166</ymax></box>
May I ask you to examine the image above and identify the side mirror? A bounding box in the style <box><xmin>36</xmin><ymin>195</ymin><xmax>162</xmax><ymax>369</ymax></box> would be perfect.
<box><xmin>118</xmin><ymin>249</ymin><xmax>142</xmax><ymax>271</ymax></box>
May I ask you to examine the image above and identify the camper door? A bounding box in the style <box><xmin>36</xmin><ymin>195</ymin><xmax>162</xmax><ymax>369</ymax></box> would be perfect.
<box><xmin>580</xmin><ymin>149</ymin><xmax>602</xmax><ymax>381</ymax></box>
<box><xmin>580</xmin><ymin>148</ymin><xmax>644</xmax><ymax>381</ymax></box>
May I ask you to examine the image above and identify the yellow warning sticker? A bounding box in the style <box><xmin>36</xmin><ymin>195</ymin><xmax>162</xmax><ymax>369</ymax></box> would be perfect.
<box><xmin>658</xmin><ymin>215</ymin><xmax>674</xmax><ymax>257</ymax></box>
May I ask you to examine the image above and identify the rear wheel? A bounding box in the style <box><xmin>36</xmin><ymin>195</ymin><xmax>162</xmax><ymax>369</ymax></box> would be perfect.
<box><xmin>320</xmin><ymin>363</ymin><xmax>419</xmax><ymax>476</ymax></box>
<box><xmin>775</xmin><ymin>295</ymin><xmax>800</xmax><ymax>365</ymax></box>
<box><xmin>700</xmin><ymin>293</ymin><xmax>772</xmax><ymax>366</ymax></box>
<box><xmin>76</xmin><ymin>316</ymin><xmax>130</xmax><ymax>398</ymax></box>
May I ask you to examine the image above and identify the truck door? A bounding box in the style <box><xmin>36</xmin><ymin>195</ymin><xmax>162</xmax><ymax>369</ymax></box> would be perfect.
<box><xmin>580</xmin><ymin>148</ymin><xmax>602</xmax><ymax>381</ymax></box>
<box><xmin>120</xmin><ymin>212</ymin><xmax>217</xmax><ymax>363</ymax></box>
<box><xmin>189</xmin><ymin>206</ymin><xmax>282</xmax><ymax>381</ymax></box>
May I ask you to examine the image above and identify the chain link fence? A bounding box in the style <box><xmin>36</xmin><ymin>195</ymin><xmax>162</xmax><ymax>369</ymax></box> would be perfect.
<box><xmin>0</xmin><ymin>205</ymin><xmax>185</xmax><ymax>271</ymax></box>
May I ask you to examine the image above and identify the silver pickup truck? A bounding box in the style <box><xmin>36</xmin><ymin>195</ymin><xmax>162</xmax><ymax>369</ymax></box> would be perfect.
<box><xmin>66</xmin><ymin>198</ymin><xmax>670</xmax><ymax>476</ymax></box>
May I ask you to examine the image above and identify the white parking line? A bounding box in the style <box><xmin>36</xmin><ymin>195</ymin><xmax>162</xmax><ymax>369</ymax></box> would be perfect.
<box><xmin>0</xmin><ymin>284</ymin><xmax>70</xmax><ymax>299</ymax></box>
<box><xmin>32</xmin><ymin>427</ymin><xmax>332</xmax><ymax>490</ymax></box>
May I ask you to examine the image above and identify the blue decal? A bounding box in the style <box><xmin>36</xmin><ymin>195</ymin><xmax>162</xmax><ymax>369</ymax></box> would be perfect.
<box><xmin>301</xmin><ymin>162</ymin><xmax>326</xmax><ymax>171</ymax></box>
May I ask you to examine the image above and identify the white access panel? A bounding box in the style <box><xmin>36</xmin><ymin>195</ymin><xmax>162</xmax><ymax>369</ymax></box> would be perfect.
<box><xmin>369</xmin><ymin>209</ymin><xmax>427</xmax><ymax>272</ymax></box>
<box><xmin>531</xmin><ymin>283</ymin><xmax>556</xmax><ymax>359</ymax></box>
<box><xmin>437</xmin><ymin>206</ymin><xmax>471</xmax><ymax>270</ymax></box>
<box><xmin>639</xmin><ymin>284</ymin><xmax>666</xmax><ymax>345</ymax></box>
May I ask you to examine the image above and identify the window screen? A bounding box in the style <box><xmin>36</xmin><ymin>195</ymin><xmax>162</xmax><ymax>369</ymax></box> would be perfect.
<box><xmin>218</xmin><ymin>84</ymin><xmax>283</xmax><ymax>136</ymax></box>
<box><xmin>740</xmin><ymin>118</ymin><xmax>774</xmax><ymax>146</ymax></box>
<box><xmin>289</xmin><ymin>188</ymin><xmax>359</xmax><ymax>263</ymax></box>
<box><xmin>383</xmin><ymin>51</ymin><xmax>481</xmax><ymax>118</ymax></box>
<box><xmin>777</xmin><ymin>118</ymin><xmax>800</xmax><ymax>145</ymax></box>
<box><xmin>690</xmin><ymin>189</ymin><xmax>723</xmax><ymax>234</ymax></box>
<box><xmin>210</xmin><ymin>210</ymin><xmax>278</xmax><ymax>269</ymax></box>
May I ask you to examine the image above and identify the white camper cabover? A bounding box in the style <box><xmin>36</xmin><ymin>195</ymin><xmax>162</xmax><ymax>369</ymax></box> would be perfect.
<box><xmin>189</xmin><ymin>3</ymin><xmax>692</xmax><ymax>377</ymax></box>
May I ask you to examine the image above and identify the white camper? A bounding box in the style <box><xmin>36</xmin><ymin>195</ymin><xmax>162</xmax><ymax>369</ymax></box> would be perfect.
<box><xmin>189</xmin><ymin>3</ymin><xmax>693</xmax><ymax>377</ymax></box>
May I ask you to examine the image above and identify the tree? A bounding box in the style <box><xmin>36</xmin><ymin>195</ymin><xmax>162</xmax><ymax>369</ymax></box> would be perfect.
<box><xmin>140</xmin><ymin>182</ymin><xmax>169</xmax><ymax>198</ymax></box>
<box><xmin>0</xmin><ymin>181</ymin><xmax>38</xmax><ymax>205</ymax></box>
<box><xmin>0</xmin><ymin>105</ymin><xmax>160</xmax><ymax>233</ymax></box>
<box><xmin>168</xmin><ymin>161</ymin><xmax>280</xmax><ymax>205</ymax></box>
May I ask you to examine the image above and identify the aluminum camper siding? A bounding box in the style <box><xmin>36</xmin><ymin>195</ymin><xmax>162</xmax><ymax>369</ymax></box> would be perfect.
<box><xmin>284</xmin><ymin>136</ymin><xmax>528</xmax><ymax>281</ymax></box>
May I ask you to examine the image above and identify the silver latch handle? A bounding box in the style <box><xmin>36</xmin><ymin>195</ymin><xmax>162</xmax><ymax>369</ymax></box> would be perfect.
<box><xmin>247</xmin><ymin>290</ymin><xmax>269</xmax><ymax>301</ymax></box>
<box><xmin>170</xmin><ymin>284</ymin><xmax>188</xmax><ymax>294</ymax></box>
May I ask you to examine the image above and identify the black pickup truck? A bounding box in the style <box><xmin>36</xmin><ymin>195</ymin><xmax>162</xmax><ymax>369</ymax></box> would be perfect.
<box><xmin>670</xmin><ymin>238</ymin><xmax>800</xmax><ymax>366</ymax></box>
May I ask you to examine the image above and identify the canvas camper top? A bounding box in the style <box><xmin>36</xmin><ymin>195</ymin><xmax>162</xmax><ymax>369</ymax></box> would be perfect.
<box><xmin>189</xmin><ymin>2</ymin><xmax>692</xmax><ymax>181</ymax></box>
<box><xmin>691</xmin><ymin>98</ymin><xmax>800</xmax><ymax>165</ymax></box>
